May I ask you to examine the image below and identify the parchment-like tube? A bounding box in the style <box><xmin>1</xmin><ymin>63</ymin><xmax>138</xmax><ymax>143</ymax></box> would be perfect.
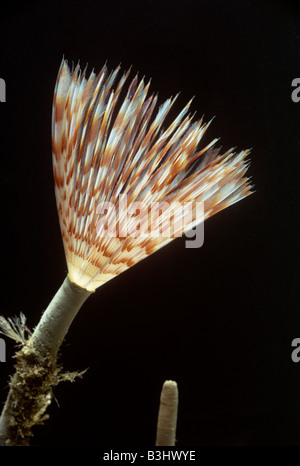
<box><xmin>0</xmin><ymin>276</ymin><xmax>92</xmax><ymax>446</ymax></box>
<box><xmin>30</xmin><ymin>276</ymin><xmax>92</xmax><ymax>357</ymax></box>
<box><xmin>155</xmin><ymin>380</ymin><xmax>178</xmax><ymax>446</ymax></box>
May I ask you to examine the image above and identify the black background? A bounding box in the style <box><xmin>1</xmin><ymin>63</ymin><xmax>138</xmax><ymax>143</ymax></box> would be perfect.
<box><xmin>0</xmin><ymin>0</ymin><xmax>300</xmax><ymax>446</ymax></box>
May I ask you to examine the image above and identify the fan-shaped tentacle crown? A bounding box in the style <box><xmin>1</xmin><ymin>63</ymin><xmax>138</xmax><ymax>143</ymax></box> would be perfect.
<box><xmin>52</xmin><ymin>59</ymin><xmax>252</xmax><ymax>291</ymax></box>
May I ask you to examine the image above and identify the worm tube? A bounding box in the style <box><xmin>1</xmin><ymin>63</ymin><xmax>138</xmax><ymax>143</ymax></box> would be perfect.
<box><xmin>0</xmin><ymin>276</ymin><xmax>92</xmax><ymax>446</ymax></box>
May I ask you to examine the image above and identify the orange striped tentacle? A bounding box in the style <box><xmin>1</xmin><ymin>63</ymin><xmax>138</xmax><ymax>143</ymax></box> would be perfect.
<box><xmin>52</xmin><ymin>59</ymin><xmax>253</xmax><ymax>291</ymax></box>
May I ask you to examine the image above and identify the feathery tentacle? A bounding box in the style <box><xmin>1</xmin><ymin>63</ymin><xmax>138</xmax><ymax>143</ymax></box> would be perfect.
<box><xmin>52</xmin><ymin>59</ymin><xmax>253</xmax><ymax>291</ymax></box>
